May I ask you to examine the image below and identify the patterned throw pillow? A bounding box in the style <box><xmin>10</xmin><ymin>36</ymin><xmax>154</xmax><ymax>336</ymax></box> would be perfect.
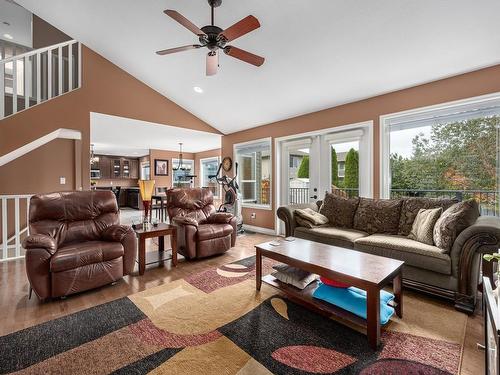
<box><xmin>398</xmin><ymin>197</ymin><xmax>458</xmax><ymax>236</ymax></box>
<box><xmin>353</xmin><ymin>198</ymin><xmax>403</xmax><ymax>234</ymax></box>
<box><xmin>433</xmin><ymin>199</ymin><xmax>480</xmax><ymax>252</ymax></box>
<box><xmin>319</xmin><ymin>192</ymin><xmax>359</xmax><ymax>228</ymax></box>
<box><xmin>408</xmin><ymin>207</ymin><xmax>443</xmax><ymax>245</ymax></box>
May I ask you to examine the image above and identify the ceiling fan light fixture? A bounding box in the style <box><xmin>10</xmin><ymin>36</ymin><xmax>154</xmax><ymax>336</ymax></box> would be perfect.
<box><xmin>156</xmin><ymin>0</ymin><xmax>265</xmax><ymax>76</ymax></box>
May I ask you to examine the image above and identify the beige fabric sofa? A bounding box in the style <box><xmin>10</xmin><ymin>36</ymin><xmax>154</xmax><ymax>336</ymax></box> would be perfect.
<box><xmin>277</xmin><ymin>197</ymin><xmax>500</xmax><ymax>314</ymax></box>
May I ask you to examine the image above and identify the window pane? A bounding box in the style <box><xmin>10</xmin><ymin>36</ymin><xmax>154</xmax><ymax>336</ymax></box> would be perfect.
<box><xmin>288</xmin><ymin>147</ymin><xmax>309</xmax><ymax>204</ymax></box>
<box><xmin>235</xmin><ymin>140</ymin><xmax>271</xmax><ymax>206</ymax></box>
<box><xmin>330</xmin><ymin>141</ymin><xmax>359</xmax><ymax>198</ymax></box>
<box><xmin>201</xmin><ymin>158</ymin><xmax>220</xmax><ymax>197</ymax></box>
<box><xmin>389</xmin><ymin>110</ymin><xmax>500</xmax><ymax>216</ymax></box>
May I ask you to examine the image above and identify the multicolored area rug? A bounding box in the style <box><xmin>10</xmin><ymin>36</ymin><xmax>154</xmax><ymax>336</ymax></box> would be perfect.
<box><xmin>0</xmin><ymin>256</ymin><xmax>467</xmax><ymax>374</ymax></box>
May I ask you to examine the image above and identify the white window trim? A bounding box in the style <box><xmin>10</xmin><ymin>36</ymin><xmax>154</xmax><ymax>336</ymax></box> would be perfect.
<box><xmin>199</xmin><ymin>156</ymin><xmax>221</xmax><ymax>198</ymax></box>
<box><xmin>379</xmin><ymin>92</ymin><xmax>500</xmax><ymax>199</ymax></box>
<box><xmin>233</xmin><ymin>137</ymin><xmax>272</xmax><ymax>210</ymax></box>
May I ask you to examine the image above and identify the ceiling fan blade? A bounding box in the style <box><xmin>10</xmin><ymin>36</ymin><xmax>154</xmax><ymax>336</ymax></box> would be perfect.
<box><xmin>224</xmin><ymin>46</ymin><xmax>265</xmax><ymax>67</ymax></box>
<box><xmin>156</xmin><ymin>45</ymin><xmax>201</xmax><ymax>55</ymax></box>
<box><xmin>206</xmin><ymin>51</ymin><xmax>218</xmax><ymax>76</ymax></box>
<box><xmin>219</xmin><ymin>15</ymin><xmax>260</xmax><ymax>42</ymax></box>
<box><xmin>164</xmin><ymin>10</ymin><xmax>206</xmax><ymax>37</ymax></box>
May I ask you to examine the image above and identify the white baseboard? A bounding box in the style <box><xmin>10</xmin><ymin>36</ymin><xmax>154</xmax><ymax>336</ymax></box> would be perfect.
<box><xmin>242</xmin><ymin>224</ymin><xmax>276</xmax><ymax>236</ymax></box>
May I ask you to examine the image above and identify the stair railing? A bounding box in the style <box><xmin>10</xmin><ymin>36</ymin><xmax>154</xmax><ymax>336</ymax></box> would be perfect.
<box><xmin>0</xmin><ymin>40</ymin><xmax>81</xmax><ymax>119</ymax></box>
<box><xmin>0</xmin><ymin>194</ymin><xmax>32</xmax><ymax>262</ymax></box>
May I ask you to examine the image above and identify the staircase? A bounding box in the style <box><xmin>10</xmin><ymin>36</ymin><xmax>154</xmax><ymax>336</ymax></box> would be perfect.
<box><xmin>0</xmin><ymin>40</ymin><xmax>81</xmax><ymax>119</ymax></box>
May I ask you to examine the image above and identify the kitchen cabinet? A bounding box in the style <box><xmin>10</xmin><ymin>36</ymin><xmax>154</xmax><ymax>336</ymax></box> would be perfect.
<box><xmin>112</xmin><ymin>158</ymin><xmax>122</xmax><ymax>178</ymax></box>
<box><xmin>95</xmin><ymin>155</ymin><xmax>139</xmax><ymax>180</ymax></box>
<box><xmin>100</xmin><ymin>157</ymin><xmax>111</xmax><ymax>179</ymax></box>
<box><xmin>130</xmin><ymin>160</ymin><xmax>139</xmax><ymax>179</ymax></box>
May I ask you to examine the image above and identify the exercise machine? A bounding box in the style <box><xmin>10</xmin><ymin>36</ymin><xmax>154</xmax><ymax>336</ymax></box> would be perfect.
<box><xmin>209</xmin><ymin>162</ymin><xmax>244</xmax><ymax>234</ymax></box>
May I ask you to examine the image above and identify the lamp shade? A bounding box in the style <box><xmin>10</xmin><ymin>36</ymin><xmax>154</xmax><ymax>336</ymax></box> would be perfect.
<box><xmin>139</xmin><ymin>180</ymin><xmax>155</xmax><ymax>201</ymax></box>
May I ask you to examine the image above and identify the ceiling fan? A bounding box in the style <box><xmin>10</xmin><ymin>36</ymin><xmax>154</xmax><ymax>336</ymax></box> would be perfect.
<box><xmin>156</xmin><ymin>0</ymin><xmax>265</xmax><ymax>76</ymax></box>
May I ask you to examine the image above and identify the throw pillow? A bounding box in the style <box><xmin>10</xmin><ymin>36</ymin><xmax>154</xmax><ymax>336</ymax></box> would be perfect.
<box><xmin>294</xmin><ymin>208</ymin><xmax>329</xmax><ymax>226</ymax></box>
<box><xmin>408</xmin><ymin>207</ymin><xmax>443</xmax><ymax>245</ymax></box>
<box><xmin>353</xmin><ymin>198</ymin><xmax>403</xmax><ymax>234</ymax></box>
<box><xmin>319</xmin><ymin>192</ymin><xmax>359</xmax><ymax>228</ymax></box>
<box><xmin>398</xmin><ymin>197</ymin><xmax>458</xmax><ymax>236</ymax></box>
<box><xmin>295</xmin><ymin>216</ymin><xmax>314</xmax><ymax>229</ymax></box>
<box><xmin>272</xmin><ymin>264</ymin><xmax>317</xmax><ymax>290</ymax></box>
<box><xmin>433</xmin><ymin>199</ymin><xmax>480</xmax><ymax>252</ymax></box>
<box><xmin>319</xmin><ymin>276</ymin><xmax>350</xmax><ymax>288</ymax></box>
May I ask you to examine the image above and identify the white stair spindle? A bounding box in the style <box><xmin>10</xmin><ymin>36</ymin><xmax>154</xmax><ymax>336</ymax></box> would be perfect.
<box><xmin>36</xmin><ymin>52</ymin><xmax>41</xmax><ymax>104</ymax></box>
<box><xmin>68</xmin><ymin>42</ymin><xmax>73</xmax><ymax>91</ymax></box>
<box><xmin>58</xmin><ymin>45</ymin><xmax>62</xmax><ymax>95</ymax></box>
<box><xmin>12</xmin><ymin>59</ymin><xmax>17</xmax><ymax>114</ymax></box>
<box><xmin>24</xmin><ymin>56</ymin><xmax>31</xmax><ymax>109</ymax></box>
<box><xmin>0</xmin><ymin>61</ymin><xmax>4</xmax><ymax>118</ymax></box>
<box><xmin>2</xmin><ymin>198</ymin><xmax>7</xmax><ymax>260</ymax></box>
<box><xmin>47</xmin><ymin>49</ymin><xmax>52</xmax><ymax>99</ymax></box>
<box><xmin>78</xmin><ymin>42</ymin><xmax>82</xmax><ymax>88</ymax></box>
<box><xmin>14</xmin><ymin>198</ymin><xmax>20</xmax><ymax>257</ymax></box>
<box><xmin>26</xmin><ymin>197</ymin><xmax>30</xmax><ymax>236</ymax></box>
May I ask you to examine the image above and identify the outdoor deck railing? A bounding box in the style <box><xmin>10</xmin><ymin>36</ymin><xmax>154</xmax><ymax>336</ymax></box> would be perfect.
<box><xmin>287</xmin><ymin>187</ymin><xmax>498</xmax><ymax>216</ymax></box>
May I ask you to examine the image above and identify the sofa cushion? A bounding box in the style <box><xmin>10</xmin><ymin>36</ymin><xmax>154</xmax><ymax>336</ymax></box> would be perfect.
<box><xmin>408</xmin><ymin>207</ymin><xmax>443</xmax><ymax>245</ymax></box>
<box><xmin>197</xmin><ymin>223</ymin><xmax>233</xmax><ymax>241</ymax></box>
<box><xmin>398</xmin><ymin>197</ymin><xmax>458</xmax><ymax>236</ymax></box>
<box><xmin>50</xmin><ymin>241</ymin><xmax>124</xmax><ymax>273</ymax></box>
<box><xmin>295</xmin><ymin>208</ymin><xmax>329</xmax><ymax>226</ymax></box>
<box><xmin>319</xmin><ymin>192</ymin><xmax>359</xmax><ymax>228</ymax></box>
<box><xmin>433</xmin><ymin>199</ymin><xmax>480</xmax><ymax>252</ymax></box>
<box><xmin>353</xmin><ymin>198</ymin><xmax>403</xmax><ymax>234</ymax></box>
<box><xmin>354</xmin><ymin>234</ymin><xmax>451</xmax><ymax>275</ymax></box>
<box><xmin>295</xmin><ymin>226</ymin><xmax>369</xmax><ymax>244</ymax></box>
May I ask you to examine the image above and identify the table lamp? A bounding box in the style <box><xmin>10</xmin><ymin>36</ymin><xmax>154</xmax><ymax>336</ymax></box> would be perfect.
<box><xmin>139</xmin><ymin>179</ymin><xmax>155</xmax><ymax>224</ymax></box>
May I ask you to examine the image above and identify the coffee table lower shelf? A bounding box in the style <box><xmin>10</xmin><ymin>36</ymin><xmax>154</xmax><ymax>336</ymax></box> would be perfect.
<box><xmin>262</xmin><ymin>274</ymin><xmax>367</xmax><ymax>328</ymax></box>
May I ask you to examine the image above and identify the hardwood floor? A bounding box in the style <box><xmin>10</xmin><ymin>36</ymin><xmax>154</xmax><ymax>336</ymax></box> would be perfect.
<box><xmin>0</xmin><ymin>231</ymin><xmax>485</xmax><ymax>374</ymax></box>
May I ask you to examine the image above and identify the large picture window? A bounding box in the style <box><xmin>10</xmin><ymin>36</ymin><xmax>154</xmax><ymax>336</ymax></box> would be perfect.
<box><xmin>234</xmin><ymin>138</ymin><xmax>272</xmax><ymax>208</ymax></box>
<box><xmin>381</xmin><ymin>94</ymin><xmax>500</xmax><ymax>216</ymax></box>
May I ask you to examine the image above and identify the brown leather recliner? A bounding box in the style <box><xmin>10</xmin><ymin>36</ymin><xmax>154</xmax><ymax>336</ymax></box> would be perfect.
<box><xmin>22</xmin><ymin>191</ymin><xmax>137</xmax><ymax>299</ymax></box>
<box><xmin>167</xmin><ymin>188</ymin><xmax>237</xmax><ymax>259</ymax></box>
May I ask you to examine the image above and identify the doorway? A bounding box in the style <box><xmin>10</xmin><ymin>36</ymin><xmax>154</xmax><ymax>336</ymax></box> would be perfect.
<box><xmin>276</xmin><ymin>122</ymin><xmax>373</xmax><ymax>233</ymax></box>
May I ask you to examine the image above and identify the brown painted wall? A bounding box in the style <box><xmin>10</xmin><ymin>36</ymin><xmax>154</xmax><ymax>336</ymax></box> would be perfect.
<box><xmin>0</xmin><ymin>45</ymin><xmax>220</xmax><ymax>196</ymax></box>
<box><xmin>32</xmin><ymin>15</ymin><xmax>72</xmax><ymax>49</ymax></box>
<box><xmin>221</xmin><ymin>64</ymin><xmax>500</xmax><ymax>230</ymax></box>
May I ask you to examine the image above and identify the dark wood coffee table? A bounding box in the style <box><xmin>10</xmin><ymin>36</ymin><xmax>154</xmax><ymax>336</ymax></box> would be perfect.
<box><xmin>255</xmin><ymin>238</ymin><xmax>404</xmax><ymax>349</ymax></box>
<box><xmin>134</xmin><ymin>223</ymin><xmax>177</xmax><ymax>275</ymax></box>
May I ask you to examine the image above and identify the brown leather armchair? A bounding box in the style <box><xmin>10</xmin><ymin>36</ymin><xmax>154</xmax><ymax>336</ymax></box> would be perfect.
<box><xmin>22</xmin><ymin>191</ymin><xmax>137</xmax><ymax>299</ymax></box>
<box><xmin>167</xmin><ymin>188</ymin><xmax>237</xmax><ymax>259</ymax></box>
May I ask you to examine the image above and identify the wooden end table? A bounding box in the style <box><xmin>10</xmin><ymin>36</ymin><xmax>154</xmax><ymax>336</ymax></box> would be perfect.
<box><xmin>256</xmin><ymin>238</ymin><xmax>404</xmax><ymax>349</ymax></box>
<box><xmin>134</xmin><ymin>223</ymin><xmax>177</xmax><ymax>275</ymax></box>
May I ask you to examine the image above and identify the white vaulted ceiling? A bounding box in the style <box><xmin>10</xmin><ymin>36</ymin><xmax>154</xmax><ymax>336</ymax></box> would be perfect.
<box><xmin>16</xmin><ymin>0</ymin><xmax>500</xmax><ymax>134</ymax></box>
